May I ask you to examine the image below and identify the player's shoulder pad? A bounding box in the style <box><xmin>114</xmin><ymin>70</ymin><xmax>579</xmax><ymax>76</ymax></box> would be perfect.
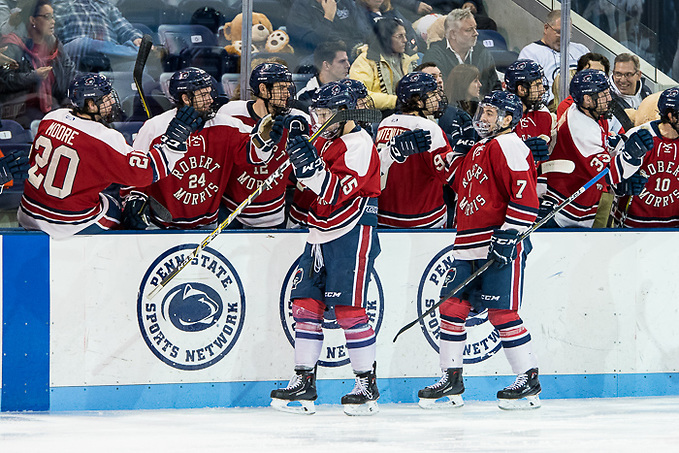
<box><xmin>496</xmin><ymin>133</ymin><xmax>531</xmax><ymax>172</ymax></box>
<box><xmin>208</xmin><ymin>111</ymin><xmax>253</xmax><ymax>133</ymax></box>
<box><xmin>340</xmin><ymin>129</ymin><xmax>375</xmax><ymax>177</ymax></box>
<box><xmin>379</xmin><ymin>113</ymin><xmax>447</xmax><ymax>149</ymax></box>
<box><xmin>217</xmin><ymin>100</ymin><xmax>249</xmax><ymax>117</ymax></box>
<box><xmin>51</xmin><ymin>108</ymin><xmax>131</xmax><ymax>153</ymax></box>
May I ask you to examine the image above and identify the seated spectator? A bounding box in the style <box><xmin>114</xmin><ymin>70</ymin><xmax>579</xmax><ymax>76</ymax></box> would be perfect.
<box><xmin>0</xmin><ymin>0</ymin><xmax>75</xmax><ymax>128</ymax></box>
<box><xmin>518</xmin><ymin>10</ymin><xmax>589</xmax><ymax>110</ymax></box>
<box><xmin>422</xmin><ymin>8</ymin><xmax>501</xmax><ymax>96</ymax></box>
<box><xmin>286</xmin><ymin>0</ymin><xmax>370</xmax><ymax>56</ymax></box>
<box><xmin>444</xmin><ymin>63</ymin><xmax>481</xmax><ymax>117</ymax></box>
<box><xmin>610</xmin><ymin>53</ymin><xmax>652</xmax><ymax>109</ymax></box>
<box><xmin>393</xmin><ymin>0</ymin><xmax>496</xmax><ymax>29</ymax></box>
<box><xmin>295</xmin><ymin>40</ymin><xmax>350</xmax><ymax>113</ymax></box>
<box><xmin>357</xmin><ymin>0</ymin><xmax>421</xmax><ymax>53</ymax></box>
<box><xmin>349</xmin><ymin>17</ymin><xmax>419</xmax><ymax>113</ymax></box>
<box><xmin>555</xmin><ymin>52</ymin><xmax>609</xmax><ymax>119</ymax></box>
<box><xmin>52</xmin><ymin>0</ymin><xmax>143</xmax><ymax>71</ymax></box>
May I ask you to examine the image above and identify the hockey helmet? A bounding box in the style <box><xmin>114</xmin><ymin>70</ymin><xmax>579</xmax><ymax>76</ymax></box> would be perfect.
<box><xmin>310</xmin><ymin>81</ymin><xmax>356</xmax><ymax>139</ymax></box>
<box><xmin>473</xmin><ymin>90</ymin><xmax>523</xmax><ymax>138</ymax></box>
<box><xmin>658</xmin><ymin>87</ymin><xmax>679</xmax><ymax>118</ymax></box>
<box><xmin>504</xmin><ymin>59</ymin><xmax>548</xmax><ymax>110</ymax></box>
<box><xmin>68</xmin><ymin>73</ymin><xmax>121</xmax><ymax>123</ymax></box>
<box><xmin>569</xmin><ymin>69</ymin><xmax>610</xmax><ymax>106</ymax></box>
<box><xmin>340</xmin><ymin>78</ymin><xmax>374</xmax><ymax>109</ymax></box>
<box><xmin>249</xmin><ymin>62</ymin><xmax>294</xmax><ymax>97</ymax></box>
<box><xmin>396</xmin><ymin>71</ymin><xmax>447</xmax><ymax>118</ymax></box>
<box><xmin>168</xmin><ymin>67</ymin><xmax>217</xmax><ymax>104</ymax></box>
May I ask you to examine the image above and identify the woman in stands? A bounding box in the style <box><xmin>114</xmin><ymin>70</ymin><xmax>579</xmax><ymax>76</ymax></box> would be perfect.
<box><xmin>356</xmin><ymin>0</ymin><xmax>421</xmax><ymax>53</ymax></box>
<box><xmin>444</xmin><ymin>63</ymin><xmax>482</xmax><ymax>117</ymax></box>
<box><xmin>0</xmin><ymin>0</ymin><xmax>75</xmax><ymax>128</ymax></box>
<box><xmin>349</xmin><ymin>17</ymin><xmax>418</xmax><ymax>115</ymax></box>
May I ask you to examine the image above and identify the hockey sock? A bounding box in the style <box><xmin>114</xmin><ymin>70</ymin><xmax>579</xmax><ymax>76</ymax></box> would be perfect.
<box><xmin>488</xmin><ymin>309</ymin><xmax>538</xmax><ymax>374</ymax></box>
<box><xmin>439</xmin><ymin>298</ymin><xmax>471</xmax><ymax>370</ymax></box>
<box><xmin>292</xmin><ymin>298</ymin><xmax>325</xmax><ymax>369</ymax></box>
<box><xmin>335</xmin><ymin>305</ymin><xmax>376</xmax><ymax>373</ymax></box>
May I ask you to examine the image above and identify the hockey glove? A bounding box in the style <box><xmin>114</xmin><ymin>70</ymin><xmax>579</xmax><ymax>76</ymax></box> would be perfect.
<box><xmin>0</xmin><ymin>149</ymin><xmax>29</xmax><ymax>184</ymax></box>
<box><xmin>122</xmin><ymin>193</ymin><xmax>150</xmax><ymax>230</ymax></box>
<box><xmin>389</xmin><ymin>129</ymin><xmax>432</xmax><ymax>163</ymax></box>
<box><xmin>286</xmin><ymin>135</ymin><xmax>324</xmax><ymax>180</ymax></box>
<box><xmin>616</xmin><ymin>170</ymin><xmax>649</xmax><ymax>196</ymax></box>
<box><xmin>487</xmin><ymin>229</ymin><xmax>520</xmax><ymax>267</ymax></box>
<box><xmin>536</xmin><ymin>199</ymin><xmax>555</xmax><ymax>222</ymax></box>
<box><xmin>251</xmin><ymin>114</ymin><xmax>286</xmax><ymax>150</ymax></box>
<box><xmin>161</xmin><ymin>105</ymin><xmax>204</xmax><ymax>152</ymax></box>
<box><xmin>621</xmin><ymin>129</ymin><xmax>653</xmax><ymax>166</ymax></box>
<box><xmin>523</xmin><ymin>137</ymin><xmax>549</xmax><ymax>162</ymax></box>
<box><xmin>284</xmin><ymin>115</ymin><xmax>310</xmax><ymax>139</ymax></box>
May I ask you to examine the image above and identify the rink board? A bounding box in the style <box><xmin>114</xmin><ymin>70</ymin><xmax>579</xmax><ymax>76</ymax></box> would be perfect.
<box><xmin>1</xmin><ymin>229</ymin><xmax>678</xmax><ymax>411</ymax></box>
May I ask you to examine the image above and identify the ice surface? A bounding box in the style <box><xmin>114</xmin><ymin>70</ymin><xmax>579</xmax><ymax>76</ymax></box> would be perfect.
<box><xmin>1</xmin><ymin>397</ymin><xmax>678</xmax><ymax>452</ymax></box>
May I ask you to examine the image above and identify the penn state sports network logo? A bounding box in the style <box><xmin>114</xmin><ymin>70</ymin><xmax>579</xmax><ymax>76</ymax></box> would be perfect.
<box><xmin>137</xmin><ymin>244</ymin><xmax>246</xmax><ymax>370</ymax></box>
<box><xmin>417</xmin><ymin>245</ymin><xmax>502</xmax><ymax>364</ymax></box>
<box><xmin>279</xmin><ymin>257</ymin><xmax>385</xmax><ymax>367</ymax></box>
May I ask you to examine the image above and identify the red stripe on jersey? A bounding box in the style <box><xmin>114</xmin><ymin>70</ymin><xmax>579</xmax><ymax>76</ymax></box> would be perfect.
<box><xmin>352</xmin><ymin>225</ymin><xmax>372</xmax><ymax>308</ymax></box>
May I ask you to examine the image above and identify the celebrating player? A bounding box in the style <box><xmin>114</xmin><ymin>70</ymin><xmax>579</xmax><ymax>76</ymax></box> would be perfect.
<box><xmin>120</xmin><ymin>67</ymin><xmax>252</xmax><ymax>230</ymax></box>
<box><xmin>17</xmin><ymin>73</ymin><xmax>198</xmax><ymax>238</ymax></box>
<box><xmin>542</xmin><ymin>69</ymin><xmax>653</xmax><ymax>227</ymax></box>
<box><xmin>376</xmin><ymin>71</ymin><xmax>453</xmax><ymax>229</ymax></box>
<box><xmin>269</xmin><ymin>82</ymin><xmax>382</xmax><ymax>416</ymax></box>
<box><xmin>217</xmin><ymin>62</ymin><xmax>307</xmax><ymax>228</ymax></box>
<box><xmin>612</xmin><ymin>87</ymin><xmax>679</xmax><ymax>227</ymax></box>
<box><xmin>418</xmin><ymin>91</ymin><xmax>542</xmax><ymax>410</ymax></box>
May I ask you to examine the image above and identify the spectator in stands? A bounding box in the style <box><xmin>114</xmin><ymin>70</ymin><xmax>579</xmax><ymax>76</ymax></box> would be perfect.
<box><xmin>52</xmin><ymin>0</ymin><xmax>143</xmax><ymax>71</ymax></box>
<box><xmin>609</xmin><ymin>53</ymin><xmax>652</xmax><ymax>109</ymax></box>
<box><xmin>295</xmin><ymin>40</ymin><xmax>350</xmax><ymax>113</ymax></box>
<box><xmin>286</xmin><ymin>0</ymin><xmax>370</xmax><ymax>56</ymax></box>
<box><xmin>555</xmin><ymin>52</ymin><xmax>610</xmax><ymax>119</ymax></box>
<box><xmin>0</xmin><ymin>0</ymin><xmax>75</xmax><ymax>128</ymax></box>
<box><xmin>357</xmin><ymin>0</ymin><xmax>421</xmax><ymax>53</ymax></box>
<box><xmin>393</xmin><ymin>0</ymin><xmax>495</xmax><ymax>30</ymax></box>
<box><xmin>518</xmin><ymin>10</ymin><xmax>589</xmax><ymax>109</ymax></box>
<box><xmin>421</xmin><ymin>8</ymin><xmax>501</xmax><ymax>96</ymax></box>
<box><xmin>1</xmin><ymin>0</ymin><xmax>29</xmax><ymax>36</ymax></box>
<box><xmin>349</xmin><ymin>17</ymin><xmax>418</xmax><ymax>113</ymax></box>
<box><xmin>444</xmin><ymin>63</ymin><xmax>481</xmax><ymax>117</ymax></box>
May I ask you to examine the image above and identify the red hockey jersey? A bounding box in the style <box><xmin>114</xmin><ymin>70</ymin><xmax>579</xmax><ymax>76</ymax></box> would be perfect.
<box><xmin>18</xmin><ymin>109</ymin><xmax>180</xmax><ymax>239</ymax></box>
<box><xmin>450</xmin><ymin>133</ymin><xmax>539</xmax><ymax>260</ymax></box>
<box><xmin>375</xmin><ymin>113</ymin><xmax>453</xmax><ymax>228</ymax></box>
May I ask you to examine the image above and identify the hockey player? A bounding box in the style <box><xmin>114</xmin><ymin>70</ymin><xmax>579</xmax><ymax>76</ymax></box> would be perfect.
<box><xmin>418</xmin><ymin>91</ymin><xmax>542</xmax><ymax>410</ymax></box>
<box><xmin>269</xmin><ymin>82</ymin><xmax>382</xmax><ymax>416</ymax></box>
<box><xmin>217</xmin><ymin>62</ymin><xmax>307</xmax><ymax>228</ymax></box>
<box><xmin>121</xmin><ymin>67</ymin><xmax>250</xmax><ymax>230</ymax></box>
<box><xmin>542</xmin><ymin>69</ymin><xmax>653</xmax><ymax>227</ymax></box>
<box><xmin>504</xmin><ymin>59</ymin><xmax>555</xmax><ymax>165</ymax></box>
<box><xmin>376</xmin><ymin>71</ymin><xmax>454</xmax><ymax>229</ymax></box>
<box><xmin>612</xmin><ymin>87</ymin><xmax>679</xmax><ymax>227</ymax></box>
<box><xmin>18</xmin><ymin>73</ymin><xmax>198</xmax><ymax>239</ymax></box>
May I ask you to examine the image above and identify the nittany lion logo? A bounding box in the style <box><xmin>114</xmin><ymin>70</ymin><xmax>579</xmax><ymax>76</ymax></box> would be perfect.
<box><xmin>138</xmin><ymin>244</ymin><xmax>245</xmax><ymax>371</ymax></box>
<box><xmin>279</xmin><ymin>257</ymin><xmax>385</xmax><ymax>368</ymax></box>
<box><xmin>417</xmin><ymin>245</ymin><xmax>502</xmax><ymax>364</ymax></box>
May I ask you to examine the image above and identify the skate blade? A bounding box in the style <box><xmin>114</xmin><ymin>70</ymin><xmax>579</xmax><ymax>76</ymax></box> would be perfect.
<box><xmin>270</xmin><ymin>398</ymin><xmax>316</xmax><ymax>415</ymax></box>
<box><xmin>343</xmin><ymin>400</ymin><xmax>379</xmax><ymax>416</ymax></box>
<box><xmin>498</xmin><ymin>395</ymin><xmax>541</xmax><ymax>410</ymax></box>
<box><xmin>418</xmin><ymin>394</ymin><xmax>464</xmax><ymax>409</ymax></box>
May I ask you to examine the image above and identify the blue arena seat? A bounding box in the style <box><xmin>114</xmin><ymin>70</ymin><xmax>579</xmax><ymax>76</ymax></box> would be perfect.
<box><xmin>112</xmin><ymin>121</ymin><xmax>145</xmax><ymax>145</ymax></box>
<box><xmin>0</xmin><ymin>119</ymin><xmax>32</xmax><ymax>144</ymax></box>
<box><xmin>478</xmin><ymin>29</ymin><xmax>519</xmax><ymax>72</ymax></box>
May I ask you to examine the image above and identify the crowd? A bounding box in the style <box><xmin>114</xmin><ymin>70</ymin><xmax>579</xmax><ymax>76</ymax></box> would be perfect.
<box><xmin>1</xmin><ymin>0</ymin><xmax>675</xmax><ymax>416</ymax></box>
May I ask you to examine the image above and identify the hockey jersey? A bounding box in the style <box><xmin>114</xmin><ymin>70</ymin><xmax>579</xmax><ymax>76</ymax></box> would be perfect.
<box><xmin>449</xmin><ymin>132</ymin><xmax>539</xmax><ymax>260</ymax></box>
<box><xmin>18</xmin><ymin>109</ymin><xmax>181</xmax><ymax>239</ymax></box>
<box><xmin>613</xmin><ymin>121</ymin><xmax>679</xmax><ymax>228</ymax></box>
<box><xmin>514</xmin><ymin>106</ymin><xmax>557</xmax><ymax>150</ymax></box>
<box><xmin>125</xmin><ymin>109</ymin><xmax>250</xmax><ymax>229</ymax></box>
<box><xmin>299</xmin><ymin>128</ymin><xmax>381</xmax><ymax>244</ymax></box>
<box><xmin>544</xmin><ymin>103</ymin><xmax>630</xmax><ymax>227</ymax></box>
<box><xmin>376</xmin><ymin>113</ymin><xmax>453</xmax><ymax>228</ymax></box>
<box><xmin>217</xmin><ymin>100</ymin><xmax>308</xmax><ymax>227</ymax></box>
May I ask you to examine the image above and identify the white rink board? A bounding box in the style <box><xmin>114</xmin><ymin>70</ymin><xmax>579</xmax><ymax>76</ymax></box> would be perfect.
<box><xmin>49</xmin><ymin>231</ymin><xmax>679</xmax><ymax>388</ymax></box>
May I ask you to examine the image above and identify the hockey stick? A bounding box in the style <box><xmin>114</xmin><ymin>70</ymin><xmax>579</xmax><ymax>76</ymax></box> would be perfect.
<box><xmin>133</xmin><ymin>34</ymin><xmax>154</xmax><ymax>119</ymax></box>
<box><xmin>392</xmin><ymin>167</ymin><xmax>611</xmax><ymax>343</ymax></box>
<box><xmin>146</xmin><ymin>108</ymin><xmax>382</xmax><ymax>299</ymax></box>
<box><xmin>618</xmin><ymin>169</ymin><xmax>648</xmax><ymax>228</ymax></box>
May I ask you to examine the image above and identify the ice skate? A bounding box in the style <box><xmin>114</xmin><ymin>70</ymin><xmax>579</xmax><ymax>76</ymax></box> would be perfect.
<box><xmin>418</xmin><ymin>367</ymin><xmax>465</xmax><ymax>409</ymax></box>
<box><xmin>270</xmin><ymin>367</ymin><xmax>317</xmax><ymax>414</ymax></box>
<box><xmin>341</xmin><ymin>362</ymin><xmax>379</xmax><ymax>416</ymax></box>
<box><xmin>497</xmin><ymin>368</ymin><xmax>541</xmax><ymax>410</ymax></box>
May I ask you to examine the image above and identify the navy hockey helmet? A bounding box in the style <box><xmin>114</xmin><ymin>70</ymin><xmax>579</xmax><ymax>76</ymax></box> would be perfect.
<box><xmin>340</xmin><ymin>78</ymin><xmax>374</xmax><ymax>110</ymax></box>
<box><xmin>68</xmin><ymin>73</ymin><xmax>114</xmax><ymax>111</ymax></box>
<box><xmin>311</xmin><ymin>81</ymin><xmax>357</xmax><ymax>111</ymax></box>
<box><xmin>658</xmin><ymin>87</ymin><xmax>679</xmax><ymax>118</ymax></box>
<box><xmin>504</xmin><ymin>59</ymin><xmax>545</xmax><ymax>93</ymax></box>
<box><xmin>249</xmin><ymin>62</ymin><xmax>293</xmax><ymax>96</ymax></box>
<box><xmin>168</xmin><ymin>67</ymin><xmax>216</xmax><ymax>105</ymax></box>
<box><xmin>569</xmin><ymin>69</ymin><xmax>610</xmax><ymax>106</ymax></box>
<box><xmin>473</xmin><ymin>90</ymin><xmax>523</xmax><ymax>138</ymax></box>
<box><xmin>396</xmin><ymin>71</ymin><xmax>438</xmax><ymax>105</ymax></box>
